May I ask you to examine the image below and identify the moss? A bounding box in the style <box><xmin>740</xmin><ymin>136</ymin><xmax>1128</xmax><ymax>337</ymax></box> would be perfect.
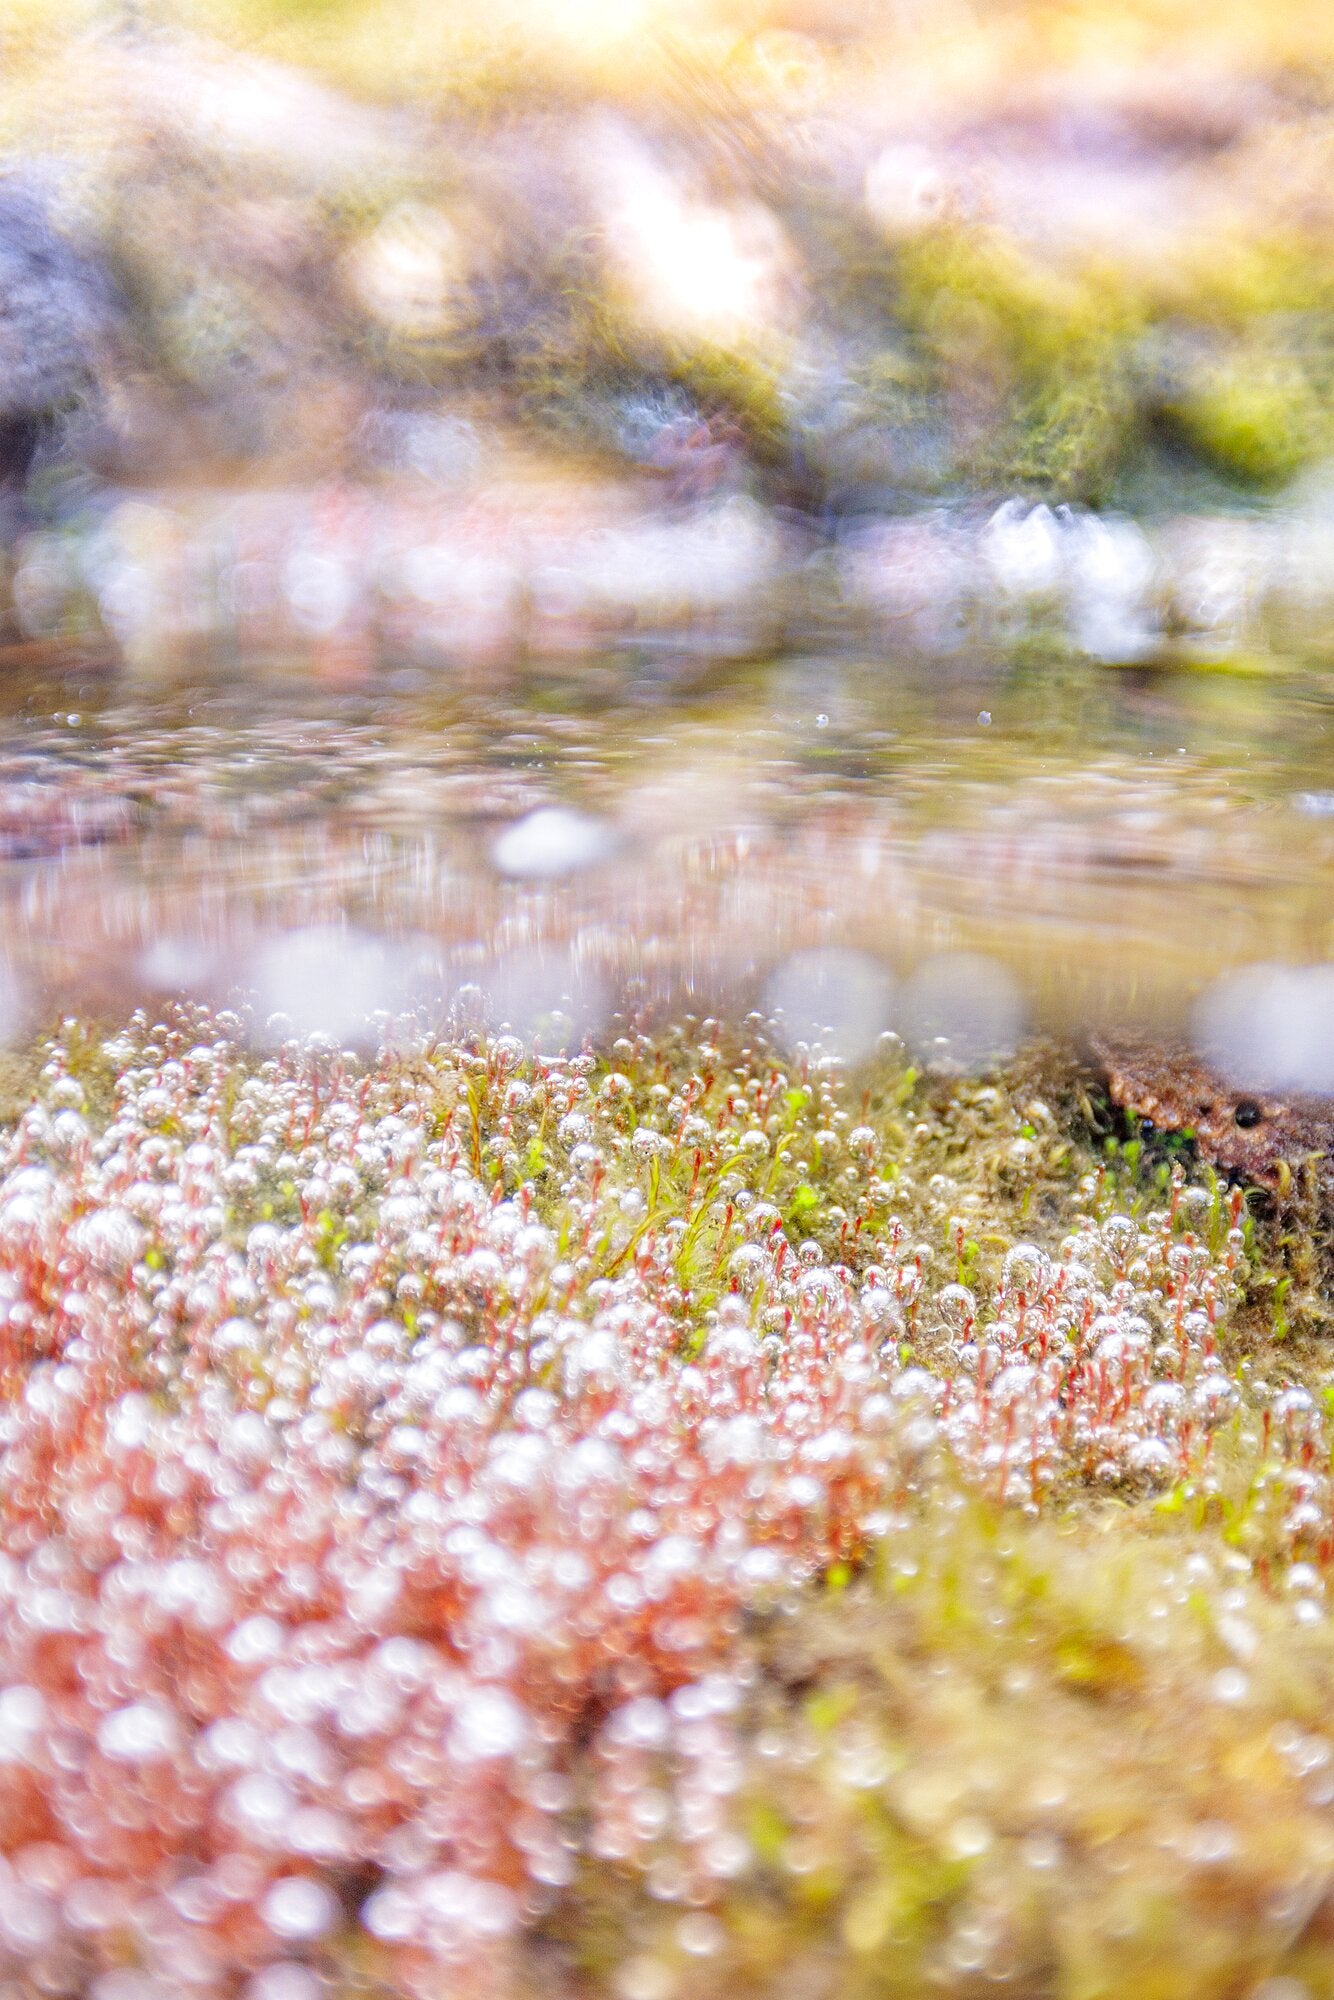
<box><xmin>663</xmin><ymin>339</ymin><xmax>791</xmax><ymax>472</ymax></box>
<box><xmin>1160</xmin><ymin>348</ymin><xmax>1326</xmax><ymax>488</ymax></box>
<box><xmin>526</xmin><ymin>1027</ymin><xmax>1334</xmax><ymax>1996</ymax></box>
<box><xmin>548</xmin><ymin>1488</ymin><xmax>1334</xmax><ymax>1997</ymax></box>
<box><xmin>891</xmin><ymin>226</ymin><xmax>1146</xmax><ymax>503</ymax></box>
<box><xmin>13</xmin><ymin>1006</ymin><xmax>1334</xmax><ymax>1993</ymax></box>
<box><xmin>18</xmin><ymin>0</ymin><xmax>1334</xmax><ymax>514</ymax></box>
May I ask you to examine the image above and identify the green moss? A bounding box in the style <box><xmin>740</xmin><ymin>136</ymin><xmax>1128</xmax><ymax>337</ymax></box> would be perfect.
<box><xmin>663</xmin><ymin>339</ymin><xmax>791</xmax><ymax>470</ymax></box>
<box><xmin>892</xmin><ymin>226</ymin><xmax>1146</xmax><ymax>502</ymax></box>
<box><xmin>548</xmin><ymin>1485</ymin><xmax>1334</xmax><ymax>1997</ymax></box>
<box><xmin>532</xmin><ymin>1029</ymin><xmax>1334</xmax><ymax>1995</ymax></box>
<box><xmin>1162</xmin><ymin>348</ymin><xmax>1326</xmax><ymax>488</ymax></box>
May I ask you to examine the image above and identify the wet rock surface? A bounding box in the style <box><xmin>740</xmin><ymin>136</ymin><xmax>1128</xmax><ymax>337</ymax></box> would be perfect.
<box><xmin>1097</xmin><ymin>1033</ymin><xmax>1334</xmax><ymax>1204</ymax></box>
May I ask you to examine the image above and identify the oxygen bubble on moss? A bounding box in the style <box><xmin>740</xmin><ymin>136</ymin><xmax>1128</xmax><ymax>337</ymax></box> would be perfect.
<box><xmin>260</xmin><ymin>1876</ymin><xmax>340</xmax><ymax>1941</ymax></box>
<box><xmin>1002</xmin><ymin>1244</ymin><xmax>1052</xmax><ymax>1296</ymax></box>
<box><xmin>96</xmin><ymin>1700</ymin><xmax>181</xmax><ymax>1761</ymax></box>
<box><xmin>450</xmin><ymin>1687</ymin><xmax>529</xmax><ymax>1760</ymax></box>
<box><xmin>937</xmin><ymin>1283</ymin><xmax>976</xmax><ymax>1334</ymax></box>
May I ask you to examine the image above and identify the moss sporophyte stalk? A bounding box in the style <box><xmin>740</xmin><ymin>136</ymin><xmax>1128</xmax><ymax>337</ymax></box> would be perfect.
<box><xmin>1</xmin><ymin>1008</ymin><xmax>1333</xmax><ymax>1996</ymax></box>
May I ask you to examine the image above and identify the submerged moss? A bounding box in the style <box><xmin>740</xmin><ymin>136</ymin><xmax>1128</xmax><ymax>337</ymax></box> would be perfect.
<box><xmin>553</xmin><ymin>1491</ymin><xmax>1334</xmax><ymax>1999</ymax></box>
<box><xmin>5</xmin><ymin>1007</ymin><xmax>1334</xmax><ymax>1998</ymax></box>
<box><xmin>536</xmin><ymin>1033</ymin><xmax>1334</xmax><ymax>1998</ymax></box>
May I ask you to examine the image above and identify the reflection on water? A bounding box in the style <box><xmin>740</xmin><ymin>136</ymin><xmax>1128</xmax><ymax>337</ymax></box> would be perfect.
<box><xmin>0</xmin><ymin>645</ymin><xmax>1332</xmax><ymax>1047</ymax></box>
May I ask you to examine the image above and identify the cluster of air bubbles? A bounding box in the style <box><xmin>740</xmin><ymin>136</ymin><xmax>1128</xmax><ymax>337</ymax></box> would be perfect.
<box><xmin>0</xmin><ymin>1007</ymin><xmax>922</xmax><ymax>1993</ymax></box>
<box><xmin>932</xmin><ymin>1199</ymin><xmax>1252</xmax><ymax>1504</ymax></box>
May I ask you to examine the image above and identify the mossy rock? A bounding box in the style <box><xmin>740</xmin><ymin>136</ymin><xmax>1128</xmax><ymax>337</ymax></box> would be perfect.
<box><xmin>1161</xmin><ymin>350</ymin><xmax>1326</xmax><ymax>490</ymax></box>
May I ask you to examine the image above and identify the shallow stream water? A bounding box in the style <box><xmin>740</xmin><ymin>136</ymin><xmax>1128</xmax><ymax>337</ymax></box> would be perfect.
<box><xmin>0</xmin><ymin>638</ymin><xmax>1331</xmax><ymax>1061</ymax></box>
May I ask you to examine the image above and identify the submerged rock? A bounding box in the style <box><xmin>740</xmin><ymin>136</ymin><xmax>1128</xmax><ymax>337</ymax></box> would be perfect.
<box><xmin>1096</xmin><ymin>1031</ymin><xmax>1334</xmax><ymax>1207</ymax></box>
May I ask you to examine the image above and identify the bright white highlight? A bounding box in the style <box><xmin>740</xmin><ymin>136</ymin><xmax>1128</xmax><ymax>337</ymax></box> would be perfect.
<box><xmin>492</xmin><ymin>806</ymin><xmax>617</xmax><ymax>879</ymax></box>
<box><xmin>1194</xmin><ymin>963</ymin><xmax>1334</xmax><ymax>1095</ymax></box>
<box><xmin>251</xmin><ymin>927</ymin><xmax>444</xmax><ymax>1045</ymax></box>
<box><xmin>345</xmin><ymin>203</ymin><xmax>462</xmax><ymax>338</ymax></box>
<box><xmin>598</xmin><ymin>134</ymin><xmax>791</xmax><ymax>342</ymax></box>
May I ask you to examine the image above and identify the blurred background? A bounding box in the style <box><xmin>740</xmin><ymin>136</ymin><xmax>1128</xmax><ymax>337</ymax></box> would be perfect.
<box><xmin>1</xmin><ymin>0</ymin><xmax>1334</xmax><ymax>1057</ymax></box>
<box><xmin>8</xmin><ymin>0</ymin><xmax>1334</xmax><ymax>519</ymax></box>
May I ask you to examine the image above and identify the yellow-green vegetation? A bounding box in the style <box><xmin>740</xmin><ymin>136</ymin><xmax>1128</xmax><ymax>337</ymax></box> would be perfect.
<box><xmin>893</xmin><ymin>228</ymin><xmax>1146</xmax><ymax>504</ymax></box>
<box><xmin>1163</xmin><ymin>347</ymin><xmax>1329</xmax><ymax>490</ymax></box>
<box><xmin>538</xmin><ymin>1037</ymin><xmax>1334</xmax><ymax>2000</ymax></box>
<box><xmin>560</xmin><ymin>1497</ymin><xmax>1334</xmax><ymax>1999</ymax></box>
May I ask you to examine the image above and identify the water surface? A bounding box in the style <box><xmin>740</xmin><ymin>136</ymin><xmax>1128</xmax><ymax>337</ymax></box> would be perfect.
<box><xmin>1</xmin><ymin>643</ymin><xmax>1331</xmax><ymax>1048</ymax></box>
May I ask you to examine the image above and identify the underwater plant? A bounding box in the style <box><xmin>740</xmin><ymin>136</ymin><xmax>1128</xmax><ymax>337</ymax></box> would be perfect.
<box><xmin>1</xmin><ymin>1008</ymin><xmax>1332</xmax><ymax>1995</ymax></box>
